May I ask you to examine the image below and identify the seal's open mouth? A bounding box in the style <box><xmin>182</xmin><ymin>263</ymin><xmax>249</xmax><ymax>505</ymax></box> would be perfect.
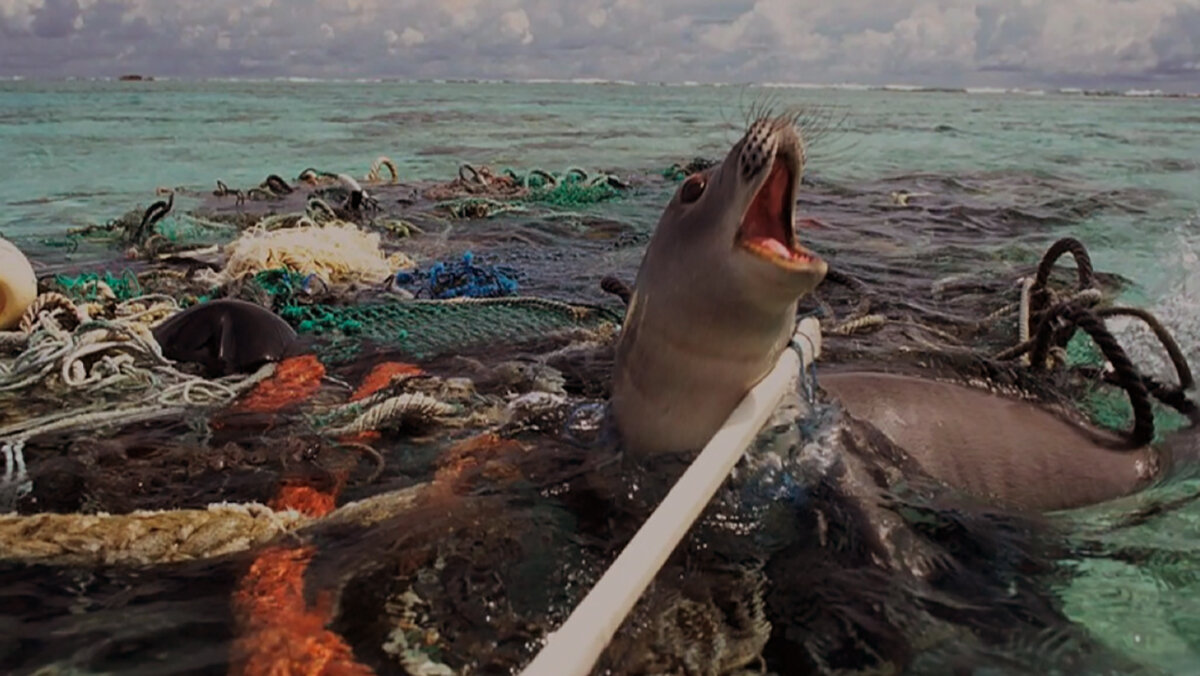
<box><xmin>736</xmin><ymin>153</ymin><xmax>820</xmax><ymax>269</ymax></box>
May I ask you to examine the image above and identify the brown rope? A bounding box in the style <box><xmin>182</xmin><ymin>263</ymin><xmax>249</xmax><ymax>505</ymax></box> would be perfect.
<box><xmin>820</xmin><ymin>266</ymin><xmax>873</xmax><ymax>323</ymax></box>
<box><xmin>1093</xmin><ymin>306</ymin><xmax>1194</xmax><ymax>391</ymax></box>
<box><xmin>1032</xmin><ymin>236</ymin><xmax>1095</xmax><ymax>294</ymax></box>
<box><xmin>600</xmin><ymin>275</ymin><xmax>632</xmax><ymax>305</ymax></box>
<box><xmin>1141</xmin><ymin>376</ymin><xmax>1200</xmax><ymax>422</ymax></box>
<box><xmin>1028</xmin><ymin>303</ymin><xmax>1154</xmax><ymax>447</ymax></box>
<box><xmin>1027</xmin><ymin>237</ymin><xmax>1098</xmax><ymax>348</ymax></box>
<box><xmin>262</xmin><ymin>174</ymin><xmax>294</xmax><ymax>195</ymax></box>
<box><xmin>0</xmin><ymin>504</ymin><xmax>308</xmax><ymax>566</ymax></box>
<box><xmin>131</xmin><ymin>191</ymin><xmax>174</xmax><ymax>244</ymax></box>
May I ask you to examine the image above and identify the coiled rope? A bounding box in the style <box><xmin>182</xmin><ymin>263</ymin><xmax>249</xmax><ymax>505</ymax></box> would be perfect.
<box><xmin>0</xmin><ymin>295</ymin><xmax>283</xmax><ymax>509</ymax></box>
<box><xmin>1025</xmin><ymin>303</ymin><xmax>1156</xmax><ymax>447</ymax></box>
<box><xmin>816</xmin><ymin>237</ymin><xmax>1195</xmax><ymax>446</ymax></box>
<box><xmin>322</xmin><ymin>392</ymin><xmax>457</xmax><ymax>437</ymax></box>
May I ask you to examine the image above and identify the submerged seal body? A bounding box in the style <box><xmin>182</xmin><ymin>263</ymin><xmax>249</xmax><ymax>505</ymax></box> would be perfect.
<box><xmin>152</xmin><ymin>298</ymin><xmax>300</xmax><ymax>377</ymax></box>
<box><xmin>818</xmin><ymin>371</ymin><xmax>1167</xmax><ymax>511</ymax></box>
<box><xmin>612</xmin><ymin>115</ymin><xmax>829</xmax><ymax>456</ymax></box>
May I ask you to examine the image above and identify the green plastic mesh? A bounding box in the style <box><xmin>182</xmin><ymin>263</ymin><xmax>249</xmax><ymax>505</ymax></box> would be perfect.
<box><xmin>152</xmin><ymin>214</ymin><xmax>238</xmax><ymax>246</ymax></box>
<box><xmin>52</xmin><ymin>270</ymin><xmax>145</xmax><ymax>302</ymax></box>
<box><xmin>278</xmin><ymin>297</ymin><xmax>622</xmax><ymax>364</ymax></box>
<box><xmin>499</xmin><ymin>167</ymin><xmax>623</xmax><ymax>207</ymax></box>
<box><xmin>522</xmin><ymin>181</ymin><xmax>620</xmax><ymax>207</ymax></box>
<box><xmin>241</xmin><ymin>267</ymin><xmax>624</xmax><ymax>362</ymax></box>
<box><xmin>1065</xmin><ymin>331</ymin><xmax>1189</xmax><ymax>443</ymax></box>
<box><xmin>662</xmin><ymin>165</ymin><xmax>689</xmax><ymax>181</ymax></box>
<box><xmin>251</xmin><ymin>269</ymin><xmax>310</xmax><ymax>305</ymax></box>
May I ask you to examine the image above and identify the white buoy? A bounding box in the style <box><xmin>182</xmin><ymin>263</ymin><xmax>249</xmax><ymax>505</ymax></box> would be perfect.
<box><xmin>0</xmin><ymin>237</ymin><xmax>37</xmax><ymax>331</ymax></box>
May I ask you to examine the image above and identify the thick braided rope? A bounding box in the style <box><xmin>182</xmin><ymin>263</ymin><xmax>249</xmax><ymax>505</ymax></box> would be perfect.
<box><xmin>0</xmin><ymin>483</ymin><xmax>428</xmax><ymax>567</ymax></box>
<box><xmin>0</xmin><ymin>502</ymin><xmax>309</xmax><ymax>566</ymax></box>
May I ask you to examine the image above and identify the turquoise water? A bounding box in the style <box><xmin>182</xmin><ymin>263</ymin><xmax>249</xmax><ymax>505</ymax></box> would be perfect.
<box><xmin>3</xmin><ymin>80</ymin><xmax>1200</xmax><ymax>673</ymax></box>
<box><xmin>2</xmin><ymin>81</ymin><xmax>1197</xmax><ymax>269</ymax></box>
<box><xmin>5</xmin><ymin>81</ymin><xmax>1197</xmax><ymax>369</ymax></box>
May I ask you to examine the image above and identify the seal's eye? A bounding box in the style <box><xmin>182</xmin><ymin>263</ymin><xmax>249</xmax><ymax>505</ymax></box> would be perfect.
<box><xmin>680</xmin><ymin>174</ymin><xmax>706</xmax><ymax>204</ymax></box>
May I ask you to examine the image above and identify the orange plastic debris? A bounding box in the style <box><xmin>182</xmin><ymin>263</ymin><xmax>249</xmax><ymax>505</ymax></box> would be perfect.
<box><xmin>269</xmin><ymin>483</ymin><xmax>338</xmax><ymax>519</ymax></box>
<box><xmin>230</xmin><ymin>476</ymin><xmax>374</xmax><ymax>676</ymax></box>
<box><xmin>230</xmin><ymin>546</ymin><xmax>374</xmax><ymax>676</ymax></box>
<box><xmin>350</xmin><ymin>361</ymin><xmax>423</xmax><ymax>402</ymax></box>
<box><xmin>236</xmin><ymin>354</ymin><xmax>327</xmax><ymax>413</ymax></box>
<box><xmin>338</xmin><ymin>430</ymin><xmax>382</xmax><ymax>444</ymax></box>
<box><xmin>434</xmin><ymin>433</ymin><xmax>526</xmax><ymax>489</ymax></box>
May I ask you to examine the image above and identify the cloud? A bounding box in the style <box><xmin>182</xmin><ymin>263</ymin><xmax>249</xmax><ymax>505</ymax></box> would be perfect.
<box><xmin>0</xmin><ymin>0</ymin><xmax>1196</xmax><ymax>90</ymax></box>
<box><xmin>0</xmin><ymin>0</ymin><xmax>43</xmax><ymax>35</ymax></box>
<box><xmin>976</xmin><ymin>0</ymin><xmax>1200</xmax><ymax>79</ymax></box>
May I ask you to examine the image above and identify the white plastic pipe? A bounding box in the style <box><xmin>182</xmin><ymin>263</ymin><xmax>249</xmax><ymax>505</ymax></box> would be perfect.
<box><xmin>520</xmin><ymin>317</ymin><xmax>822</xmax><ymax>676</ymax></box>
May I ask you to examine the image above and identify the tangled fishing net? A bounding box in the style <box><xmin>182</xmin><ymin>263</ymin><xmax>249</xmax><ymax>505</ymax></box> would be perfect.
<box><xmin>798</xmin><ymin>229</ymin><xmax>1200</xmax><ymax>444</ymax></box>
<box><xmin>198</xmin><ymin>220</ymin><xmax>415</xmax><ymax>289</ymax></box>
<box><xmin>0</xmin><ymin>294</ymin><xmax>268</xmax><ymax>413</ymax></box>
<box><xmin>392</xmin><ymin>252</ymin><xmax>520</xmax><ymax>299</ymax></box>
<box><xmin>5</xmin><ymin>146</ymin><xmax>1198</xmax><ymax>676</ymax></box>
<box><xmin>0</xmin><ymin>291</ymin><xmax>285</xmax><ymax>512</ymax></box>
<box><xmin>426</xmin><ymin>164</ymin><xmax>629</xmax><ymax>218</ymax></box>
<box><xmin>49</xmin><ymin>270</ymin><xmax>148</xmax><ymax>303</ymax></box>
<box><xmin>277</xmin><ymin>296</ymin><xmax>621</xmax><ymax>365</ymax></box>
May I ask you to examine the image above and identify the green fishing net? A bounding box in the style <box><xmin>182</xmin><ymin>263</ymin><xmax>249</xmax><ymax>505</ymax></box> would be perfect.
<box><xmin>434</xmin><ymin>176</ymin><xmax>621</xmax><ymax>220</ymax></box>
<box><xmin>505</xmin><ymin>167</ymin><xmax>624</xmax><ymax>207</ymax></box>
<box><xmin>151</xmin><ymin>214</ymin><xmax>238</xmax><ymax>246</ymax></box>
<box><xmin>52</xmin><ymin>270</ymin><xmax>145</xmax><ymax>302</ymax></box>
<box><xmin>56</xmin><ymin>208</ymin><xmax>238</xmax><ymax>251</ymax></box>
<box><xmin>662</xmin><ymin>165</ymin><xmax>689</xmax><ymax>181</ymax></box>
<box><xmin>279</xmin><ymin>298</ymin><xmax>622</xmax><ymax>364</ymax></box>
<box><xmin>522</xmin><ymin>181</ymin><xmax>620</xmax><ymax>208</ymax></box>
<box><xmin>53</xmin><ymin>266</ymin><xmax>621</xmax><ymax>366</ymax></box>
<box><xmin>241</xmin><ymin>269</ymin><xmax>621</xmax><ymax>363</ymax></box>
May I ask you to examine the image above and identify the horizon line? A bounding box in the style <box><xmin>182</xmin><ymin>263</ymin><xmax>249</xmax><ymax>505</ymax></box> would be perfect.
<box><xmin>1</xmin><ymin>74</ymin><xmax>1197</xmax><ymax>98</ymax></box>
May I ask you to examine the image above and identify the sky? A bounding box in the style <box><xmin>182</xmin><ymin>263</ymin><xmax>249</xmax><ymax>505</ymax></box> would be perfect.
<box><xmin>1</xmin><ymin>0</ymin><xmax>1198</xmax><ymax>91</ymax></box>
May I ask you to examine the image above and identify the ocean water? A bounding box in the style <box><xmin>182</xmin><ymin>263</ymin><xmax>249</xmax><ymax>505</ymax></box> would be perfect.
<box><xmin>3</xmin><ymin>80</ymin><xmax>1200</xmax><ymax>673</ymax></box>
<box><xmin>2</xmin><ymin>80</ymin><xmax>1198</xmax><ymax>287</ymax></box>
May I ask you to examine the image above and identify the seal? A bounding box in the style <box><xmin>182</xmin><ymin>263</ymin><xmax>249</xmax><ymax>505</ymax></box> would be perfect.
<box><xmin>611</xmin><ymin>114</ymin><xmax>828</xmax><ymax>456</ymax></box>
<box><xmin>817</xmin><ymin>370</ymin><xmax>1165</xmax><ymax>511</ymax></box>
<box><xmin>152</xmin><ymin>298</ymin><xmax>300</xmax><ymax>377</ymax></box>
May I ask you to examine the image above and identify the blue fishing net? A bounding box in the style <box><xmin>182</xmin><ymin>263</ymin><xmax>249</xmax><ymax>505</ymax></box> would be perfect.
<box><xmin>392</xmin><ymin>252</ymin><xmax>520</xmax><ymax>299</ymax></box>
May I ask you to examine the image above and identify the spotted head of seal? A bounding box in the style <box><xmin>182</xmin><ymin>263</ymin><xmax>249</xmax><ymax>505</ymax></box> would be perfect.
<box><xmin>612</xmin><ymin>114</ymin><xmax>828</xmax><ymax>457</ymax></box>
<box><xmin>152</xmin><ymin>298</ymin><xmax>301</xmax><ymax>378</ymax></box>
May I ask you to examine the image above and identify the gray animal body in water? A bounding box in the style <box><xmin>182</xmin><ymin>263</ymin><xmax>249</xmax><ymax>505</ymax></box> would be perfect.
<box><xmin>611</xmin><ymin>114</ymin><xmax>828</xmax><ymax>457</ymax></box>
<box><xmin>151</xmin><ymin>298</ymin><xmax>299</xmax><ymax>377</ymax></box>
<box><xmin>817</xmin><ymin>370</ymin><xmax>1169</xmax><ymax>512</ymax></box>
<box><xmin>593</xmin><ymin>112</ymin><xmax>1184</xmax><ymax>670</ymax></box>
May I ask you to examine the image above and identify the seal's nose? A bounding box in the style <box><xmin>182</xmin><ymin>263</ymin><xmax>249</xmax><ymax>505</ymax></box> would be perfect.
<box><xmin>739</xmin><ymin>118</ymin><xmax>781</xmax><ymax>183</ymax></box>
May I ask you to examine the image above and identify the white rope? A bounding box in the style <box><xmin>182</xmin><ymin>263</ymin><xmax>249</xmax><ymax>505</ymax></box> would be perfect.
<box><xmin>1018</xmin><ymin>276</ymin><xmax>1035</xmax><ymax>350</ymax></box>
<box><xmin>0</xmin><ymin>363</ymin><xmax>274</xmax><ymax>442</ymax></box>
<box><xmin>519</xmin><ymin>317</ymin><xmax>822</xmax><ymax>676</ymax></box>
<box><xmin>323</xmin><ymin>392</ymin><xmax>456</xmax><ymax>436</ymax></box>
<box><xmin>1016</xmin><ymin>278</ymin><xmax>1103</xmax><ymax>366</ymax></box>
<box><xmin>0</xmin><ymin>440</ymin><xmax>30</xmax><ymax>511</ymax></box>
